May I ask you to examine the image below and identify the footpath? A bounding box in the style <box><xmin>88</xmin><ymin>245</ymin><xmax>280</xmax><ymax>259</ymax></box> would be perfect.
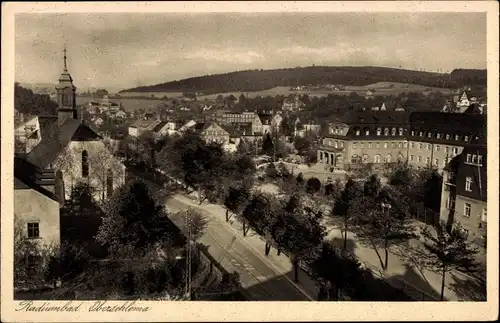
<box><xmin>168</xmin><ymin>194</ymin><xmax>320</xmax><ymax>300</ymax></box>
<box><xmin>170</xmin><ymin>194</ymin><xmax>485</xmax><ymax>301</ymax></box>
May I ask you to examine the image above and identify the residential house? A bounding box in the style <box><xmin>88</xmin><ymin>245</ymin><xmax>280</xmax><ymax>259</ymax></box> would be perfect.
<box><xmin>271</xmin><ymin>113</ymin><xmax>284</xmax><ymax>133</ymax></box>
<box><xmin>199</xmin><ymin>122</ymin><xmax>230</xmax><ymax>146</ymax></box>
<box><xmin>15</xmin><ymin>114</ymin><xmax>42</xmax><ymax>154</ymax></box>
<box><xmin>178</xmin><ymin>119</ymin><xmax>197</xmax><ymax>133</ymax></box>
<box><xmin>14</xmin><ymin>157</ymin><xmax>60</xmax><ymax>253</ymax></box>
<box><xmin>128</xmin><ymin>119</ymin><xmax>161</xmax><ymax>137</ymax></box>
<box><xmin>258</xmin><ymin>113</ymin><xmax>273</xmax><ymax>134</ymax></box>
<box><xmin>281</xmin><ymin>96</ymin><xmax>305</xmax><ymax>112</ymax></box>
<box><xmin>440</xmin><ymin>133</ymin><xmax>486</xmax><ymax>248</ymax></box>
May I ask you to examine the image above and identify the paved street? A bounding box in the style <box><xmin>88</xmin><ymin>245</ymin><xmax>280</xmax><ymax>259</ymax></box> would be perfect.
<box><xmin>165</xmin><ymin>197</ymin><xmax>312</xmax><ymax>301</ymax></box>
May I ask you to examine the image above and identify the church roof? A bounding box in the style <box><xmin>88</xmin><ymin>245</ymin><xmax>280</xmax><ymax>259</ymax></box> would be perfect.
<box><xmin>26</xmin><ymin>118</ymin><xmax>102</xmax><ymax>169</ymax></box>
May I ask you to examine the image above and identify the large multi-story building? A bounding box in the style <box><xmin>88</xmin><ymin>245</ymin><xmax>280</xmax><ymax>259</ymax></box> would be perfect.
<box><xmin>316</xmin><ymin>109</ymin><xmax>486</xmax><ymax>173</ymax></box>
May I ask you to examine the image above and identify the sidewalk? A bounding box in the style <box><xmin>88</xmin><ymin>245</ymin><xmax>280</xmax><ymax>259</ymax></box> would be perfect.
<box><xmin>170</xmin><ymin>195</ymin><xmax>320</xmax><ymax>300</ymax></box>
<box><xmin>173</xmin><ymin>194</ymin><xmax>485</xmax><ymax>301</ymax></box>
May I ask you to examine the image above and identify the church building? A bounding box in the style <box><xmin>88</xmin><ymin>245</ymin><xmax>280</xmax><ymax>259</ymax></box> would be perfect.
<box><xmin>23</xmin><ymin>47</ymin><xmax>126</xmax><ymax>203</ymax></box>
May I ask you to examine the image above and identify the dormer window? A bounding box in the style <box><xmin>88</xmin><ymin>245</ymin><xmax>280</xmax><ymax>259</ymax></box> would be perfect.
<box><xmin>398</xmin><ymin>128</ymin><xmax>403</xmax><ymax>136</ymax></box>
<box><xmin>411</xmin><ymin>131</ymin><xmax>415</xmax><ymax>136</ymax></box>
<box><xmin>377</xmin><ymin>128</ymin><xmax>382</xmax><ymax>136</ymax></box>
<box><xmin>427</xmin><ymin>132</ymin><xmax>432</xmax><ymax>138</ymax></box>
<box><xmin>436</xmin><ymin>133</ymin><xmax>441</xmax><ymax>139</ymax></box>
<box><xmin>455</xmin><ymin>134</ymin><xmax>459</xmax><ymax>140</ymax></box>
<box><xmin>365</xmin><ymin>129</ymin><xmax>370</xmax><ymax>136</ymax></box>
<box><xmin>478</xmin><ymin>155</ymin><xmax>483</xmax><ymax>165</ymax></box>
<box><xmin>464</xmin><ymin>135</ymin><xmax>469</xmax><ymax>142</ymax></box>
<box><xmin>384</xmin><ymin>128</ymin><xmax>389</xmax><ymax>136</ymax></box>
<box><xmin>419</xmin><ymin>131</ymin><xmax>424</xmax><ymax>137</ymax></box>
<box><xmin>391</xmin><ymin>128</ymin><xmax>396</xmax><ymax>136</ymax></box>
<box><xmin>445</xmin><ymin>134</ymin><xmax>450</xmax><ymax>140</ymax></box>
<box><xmin>355</xmin><ymin>130</ymin><xmax>360</xmax><ymax>136</ymax></box>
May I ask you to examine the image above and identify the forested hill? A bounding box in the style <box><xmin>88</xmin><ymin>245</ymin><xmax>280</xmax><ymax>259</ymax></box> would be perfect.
<box><xmin>120</xmin><ymin>66</ymin><xmax>486</xmax><ymax>94</ymax></box>
<box><xmin>15</xmin><ymin>83</ymin><xmax>58</xmax><ymax>116</ymax></box>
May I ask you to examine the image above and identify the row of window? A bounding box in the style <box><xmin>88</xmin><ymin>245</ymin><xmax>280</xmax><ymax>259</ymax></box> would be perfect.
<box><xmin>352</xmin><ymin>141</ymin><xmax>407</xmax><ymax>149</ymax></box>
<box><xmin>465</xmin><ymin>154</ymin><xmax>484</xmax><ymax>166</ymax></box>
<box><xmin>446</xmin><ymin>198</ymin><xmax>487</xmax><ymax>221</ymax></box>
<box><xmin>350</xmin><ymin>127</ymin><xmax>405</xmax><ymax>137</ymax></box>
<box><xmin>409</xmin><ymin>156</ymin><xmax>452</xmax><ymax>167</ymax></box>
<box><xmin>409</xmin><ymin>142</ymin><xmax>460</xmax><ymax>155</ymax></box>
<box><xmin>411</xmin><ymin>131</ymin><xmax>470</xmax><ymax>142</ymax></box>
<box><xmin>351</xmin><ymin>153</ymin><xmax>404</xmax><ymax>164</ymax></box>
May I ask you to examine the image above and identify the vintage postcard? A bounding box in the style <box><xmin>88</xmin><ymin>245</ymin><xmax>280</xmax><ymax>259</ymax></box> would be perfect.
<box><xmin>1</xmin><ymin>1</ymin><xmax>499</xmax><ymax>322</ymax></box>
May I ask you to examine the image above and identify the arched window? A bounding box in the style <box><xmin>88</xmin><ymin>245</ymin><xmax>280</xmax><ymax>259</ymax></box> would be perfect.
<box><xmin>376</xmin><ymin>128</ymin><xmax>382</xmax><ymax>136</ymax></box>
<box><xmin>364</xmin><ymin>128</ymin><xmax>370</xmax><ymax>136</ymax></box>
<box><xmin>374</xmin><ymin>154</ymin><xmax>381</xmax><ymax>163</ymax></box>
<box><xmin>385</xmin><ymin>154</ymin><xmax>392</xmax><ymax>163</ymax></box>
<box><xmin>355</xmin><ymin>129</ymin><xmax>360</xmax><ymax>136</ymax></box>
<box><xmin>391</xmin><ymin>128</ymin><xmax>396</xmax><ymax>136</ymax></box>
<box><xmin>82</xmin><ymin>150</ymin><xmax>89</xmax><ymax>178</ymax></box>
<box><xmin>384</xmin><ymin>128</ymin><xmax>389</xmax><ymax>136</ymax></box>
<box><xmin>106</xmin><ymin>169</ymin><xmax>114</xmax><ymax>198</ymax></box>
<box><xmin>397</xmin><ymin>153</ymin><xmax>404</xmax><ymax>161</ymax></box>
<box><xmin>398</xmin><ymin>128</ymin><xmax>404</xmax><ymax>136</ymax></box>
<box><xmin>362</xmin><ymin>154</ymin><xmax>369</xmax><ymax>163</ymax></box>
<box><xmin>351</xmin><ymin>154</ymin><xmax>359</xmax><ymax>164</ymax></box>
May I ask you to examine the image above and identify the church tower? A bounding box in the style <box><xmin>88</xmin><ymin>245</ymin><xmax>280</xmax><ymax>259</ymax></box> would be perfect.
<box><xmin>56</xmin><ymin>45</ymin><xmax>77</xmax><ymax>126</ymax></box>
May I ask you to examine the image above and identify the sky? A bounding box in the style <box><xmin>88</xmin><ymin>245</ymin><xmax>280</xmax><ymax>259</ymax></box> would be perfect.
<box><xmin>15</xmin><ymin>12</ymin><xmax>486</xmax><ymax>92</ymax></box>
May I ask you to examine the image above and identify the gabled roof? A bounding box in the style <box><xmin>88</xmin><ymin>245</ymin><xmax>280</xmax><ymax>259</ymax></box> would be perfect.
<box><xmin>258</xmin><ymin>113</ymin><xmax>273</xmax><ymax>124</ymax></box>
<box><xmin>129</xmin><ymin>119</ymin><xmax>159</xmax><ymax>129</ymax></box>
<box><xmin>26</xmin><ymin>118</ymin><xmax>102</xmax><ymax>169</ymax></box>
<box><xmin>409</xmin><ymin>112</ymin><xmax>485</xmax><ymax>132</ymax></box>
<box><xmin>14</xmin><ymin>156</ymin><xmax>58</xmax><ymax>202</ymax></box>
<box><xmin>152</xmin><ymin>121</ymin><xmax>168</xmax><ymax>133</ymax></box>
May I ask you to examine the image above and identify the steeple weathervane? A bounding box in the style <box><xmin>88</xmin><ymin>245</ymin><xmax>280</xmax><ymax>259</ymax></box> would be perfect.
<box><xmin>63</xmin><ymin>44</ymin><xmax>68</xmax><ymax>72</ymax></box>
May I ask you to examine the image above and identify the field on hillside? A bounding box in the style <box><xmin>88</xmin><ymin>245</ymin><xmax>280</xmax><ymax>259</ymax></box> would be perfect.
<box><xmin>196</xmin><ymin>82</ymin><xmax>454</xmax><ymax>100</ymax></box>
<box><xmin>76</xmin><ymin>96</ymin><xmax>166</xmax><ymax>112</ymax></box>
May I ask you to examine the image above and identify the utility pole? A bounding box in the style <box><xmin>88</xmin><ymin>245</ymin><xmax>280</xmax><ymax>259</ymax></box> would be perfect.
<box><xmin>185</xmin><ymin>209</ymin><xmax>192</xmax><ymax>300</ymax></box>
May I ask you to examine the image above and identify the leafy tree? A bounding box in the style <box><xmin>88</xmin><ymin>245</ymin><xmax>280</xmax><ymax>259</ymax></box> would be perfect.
<box><xmin>242</xmin><ymin>193</ymin><xmax>279</xmax><ymax>249</ymax></box>
<box><xmin>293</xmin><ymin>136</ymin><xmax>312</xmax><ymax>154</ymax></box>
<box><xmin>224</xmin><ymin>185</ymin><xmax>251</xmax><ymax>223</ymax></box>
<box><xmin>324</xmin><ymin>179</ymin><xmax>343</xmax><ymax>198</ymax></box>
<box><xmin>296</xmin><ymin>172</ymin><xmax>305</xmax><ymax>186</ymax></box>
<box><xmin>421</xmin><ymin>220</ymin><xmax>478</xmax><ymax>301</ymax></box>
<box><xmin>364</xmin><ymin>174</ymin><xmax>381</xmax><ymax>197</ymax></box>
<box><xmin>170</xmin><ymin>208</ymin><xmax>208</xmax><ymax>241</ymax></box>
<box><xmin>95</xmin><ymin>89</ymin><xmax>109</xmax><ymax>98</ymax></box>
<box><xmin>306</xmin><ymin>177</ymin><xmax>322</xmax><ymax>194</ymax></box>
<box><xmin>311</xmin><ymin>242</ymin><xmax>364</xmax><ymax>300</ymax></box>
<box><xmin>350</xmin><ymin>187</ymin><xmax>413</xmax><ymax>270</ymax></box>
<box><xmin>96</xmin><ymin>180</ymin><xmax>183</xmax><ymax>258</ymax></box>
<box><xmin>14</xmin><ymin>83</ymin><xmax>58</xmax><ymax>116</ymax></box>
<box><xmin>261</xmin><ymin>133</ymin><xmax>274</xmax><ymax>155</ymax></box>
<box><xmin>216</xmin><ymin>94</ymin><xmax>224</xmax><ymax>102</ymax></box>
<box><xmin>274</xmin><ymin>195</ymin><xmax>325</xmax><ymax>282</ymax></box>
<box><xmin>60</xmin><ymin>183</ymin><xmax>107</xmax><ymax>258</ymax></box>
<box><xmin>388</xmin><ymin>161</ymin><xmax>413</xmax><ymax>187</ymax></box>
<box><xmin>265</xmin><ymin>162</ymin><xmax>278</xmax><ymax>179</ymax></box>
<box><xmin>332</xmin><ymin>179</ymin><xmax>363</xmax><ymax>252</ymax></box>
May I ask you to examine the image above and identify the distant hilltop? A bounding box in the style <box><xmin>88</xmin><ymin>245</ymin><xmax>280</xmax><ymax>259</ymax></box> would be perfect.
<box><xmin>119</xmin><ymin>66</ymin><xmax>486</xmax><ymax>94</ymax></box>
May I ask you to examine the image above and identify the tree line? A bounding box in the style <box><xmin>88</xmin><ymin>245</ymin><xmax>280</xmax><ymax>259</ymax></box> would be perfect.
<box><xmin>119</xmin><ymin>66</ymin><xmax>486</xmax><ymax>94</ymax></box>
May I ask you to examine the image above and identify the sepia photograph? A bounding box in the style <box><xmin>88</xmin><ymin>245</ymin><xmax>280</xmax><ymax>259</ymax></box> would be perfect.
<box><xmin>1</xmin><ymin>1</ymin><xmax>498</xmax><ymax>322</ymax></box>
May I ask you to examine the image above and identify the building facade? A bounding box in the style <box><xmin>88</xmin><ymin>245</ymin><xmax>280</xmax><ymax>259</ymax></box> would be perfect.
<box><xmin>316</xmin><ymin>110</ymin><xmax>486</xmax><ymax>173</ymax></box>
<box><xmin>440</xmin><ymin>134</ymin><xmax>487</xmax><ymax>247</ymax></box>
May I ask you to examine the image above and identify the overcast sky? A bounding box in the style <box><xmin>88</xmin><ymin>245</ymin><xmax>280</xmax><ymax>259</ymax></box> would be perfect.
<box><xmin>15</xmin><ymin>12</ymin><xmax>486</xmax><ymax>92</ymax></box>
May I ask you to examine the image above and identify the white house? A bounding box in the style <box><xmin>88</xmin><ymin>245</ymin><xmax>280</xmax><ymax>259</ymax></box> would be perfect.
<box><xmin>128</xmin><ymin>119</ymin><xmax>161</xmax><ymax>137</ymax></box>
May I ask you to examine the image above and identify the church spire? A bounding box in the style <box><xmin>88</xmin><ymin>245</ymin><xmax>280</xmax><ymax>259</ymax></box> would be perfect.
<box><xmin>63</xmin><ymin>44</ymin><xmax>68</xmax><ymax>72</ymax></box>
